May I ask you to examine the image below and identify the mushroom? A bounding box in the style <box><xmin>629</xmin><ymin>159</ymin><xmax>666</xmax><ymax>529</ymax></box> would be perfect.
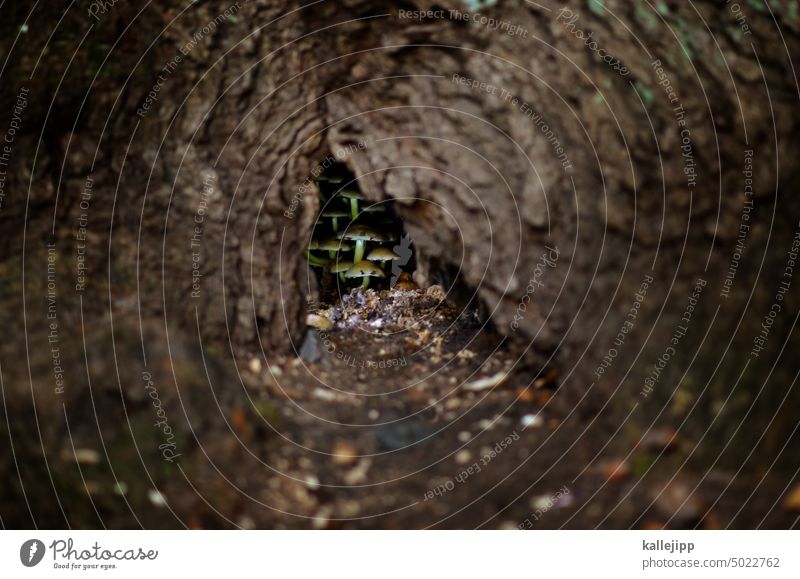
<box><xmin>330</xmin><ymin>259</ymin><xmax>354</xmax><ymax>282</ymax></box>
<box><xmin>317</xmin><ymin>236</ymin><xmax>353</xmax><ymax>259</ymax></box>
<box><xmin>338</xmin><ymin>224</ymin><xmax>385</xmax><ymax>263</ymax></box>
<box><xmin>321</xmin><ymin>209</ymin><xmax>350</xmax><ymax>233</ymax></box>
<box><xmin>395</xmin><ymin>271</ymin><xmax>418</xmax><ymax>291</ymax></box>
<box><xmin>326</xmin><ymin>173</ymin><xmax>344</xmax><ymax>184</ymax></box>
<box><xmin>306</xmin><ymin>253</ymin><xmax>329</xmax><ymax>267</ymax></box>
<box><xmin>339</xmin><ymin>187</ymin><xmax>365</xmax><ymax>220</ymax></box>
<box><xmin>358</xmin><ymin>204</ymin><xmax>386</xmax><ymax>220</ymax></box>
<box><xmin>366</xmin><ymin>246</ymin><xmax>400</xmax><ymax>269</ymax></box>
<box><xmin>305</xmin><ymin>240</ymin><xmax>329</xmax><ymax>266</ymax></box>
<box><xmin>345</xmin><ymin>260</ymin><xmax>385</xmax><ymax>289</ymax></box>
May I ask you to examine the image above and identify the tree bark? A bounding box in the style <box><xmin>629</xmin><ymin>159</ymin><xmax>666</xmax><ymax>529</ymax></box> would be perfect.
<box><xmin>1</xmin><ymin>0</ymin><xmax>799</xmax><ymax>525</ymax></box>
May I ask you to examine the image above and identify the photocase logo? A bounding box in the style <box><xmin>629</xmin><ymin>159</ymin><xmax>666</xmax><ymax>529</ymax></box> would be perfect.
<box><xmin>19</xmin><ymin>539</ymin><xmax>46</xmax><ymax>567</ymax></box>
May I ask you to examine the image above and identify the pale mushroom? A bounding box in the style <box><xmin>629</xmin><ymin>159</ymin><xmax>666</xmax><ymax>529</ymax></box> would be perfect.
<box><xmin>330</xmin><ymin>259</ymin><xmax>354</xmax><ymax>282</ymax></box>
<box><xmin>366</xmin><ymin>246</ymin><xmax>400</xmax><ymax>268</ymax></box>
<box><xmin>345</xmin><ymin>260</ymin><xmax>385</xmax><ymax>289</ymax></box>
<box><xmin>321</xmin><ymin>209</ymin><xmax>350</xmax><ymax>233</ymax></box>
<box><xmin>317</xmin><ymin>236</ymin><xmax>353</xmax><ymax>259</ymax></box>
<box><xmin>338</xmin><ymin>224</ymin><xmax>385</xmax><ymax>263</ymax></box>
<box><xmin>339</xmin><ymin>187</ymin><xmax>365</xmax><ymax>220</ymax></box>
<box><xmin>305</xmin><ymin>240</ymin><xmax>328</xmax><ymax>266</ymax></box>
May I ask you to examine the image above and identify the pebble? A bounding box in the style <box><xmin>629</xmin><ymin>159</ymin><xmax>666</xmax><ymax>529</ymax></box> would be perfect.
<box><xmin>600</xmin><ymin>459</ymin><xmax>631</xmax><ymax>482</ymax></box>
<box><xmin>520</xmin><ymin>414</ymin><xmax>543</xmax><ymax>429</ymax></box>
<box><xmin>530</xmin><ymin>494</ymin><xmax>554</xmax><ymax>511</ymax></box>
<box><xmin>147</xmin><ymin>489</ymin><xmax>168</xmax><ymax>508</ymax></box>
<box><xmin>312</xmin><ymin>506</ymin><xmax>333</xmax><ymax>529</ymax></box>
<box><xmin>237</xmin><ymin>516</ymin><xmax>256</xmax><ymax>530</ymax></box>
<box><xmin>783</xmin><ymin>484</ymin><xmax>800</xmax><ymax>511</ymax></box>
<box><xmin>464</xmin><ymin>371</ymin><xmax>508</xmax><ymax>392</ymax></box>
<box><xmin>455</xmin><ymin>450</ymin><xmax>472</xmax><ymax>465</ymax></box>
<box><xmin>306</xmin><ymin>313</ymin><xmax>333</xmax><ymax>331</ymax></box>
<box><xmin>368</xmin><ymin>409</ymin><xmax>379</xmax><ymax>421</ymax></box>
<box><xmin>498</xmin><ymin>521</ymin><xmax>519</xmax><ymax>530</ymax></box>
<box><xmin>654</xmin><ymin>480</ymin><xmax>707</xmax><ymax>524</ymax></box>
<box><xmin>444</xmin><ymin>398</ymin><xmax>461</xmax><ymax>410</ymax></box>
<box><xmin>640</xmin><ymin>426</ymin><xmax>679</xmax><ymax>452</ymax></box>
<box><xmin>375</xmin><ymin>418</ymin><xmax>433</xmax><ymax>450</ymax></box>
<box><xmin>331</xmin><ymin>441</ymin><xmax>359</xmax><ymax>466</ymax></box>
<box><xmin>313</xmin><ymin>387</ymin><xmax>337</xmax><ymax>401</ymax></box>
<box><xmin>426</xmin><ymin>285</ymin><xmax>447</xmax><ymax>301</ymax></box>
<box><xmin>457</xmin><ymin>431</ymin><xmax>471</xmax><ymax>443</ymax></box>
<box><xmin>557</xmin><ymin>492</ymin><xmax>576</xmax><ymax>508</ymax></box>
<box><xmin>62</xmin><ymin>448</ymin><xmax>101</xmax><ymax>465</ymax></box>
<box><xmin>343</xmin><ymin>459</ymin><xmax>372</xmax><ymax>485</ymax></box>
<box><xmin>341</xmin><ymin>500</ymin><xmax>361</xmax><ymax>517</ymax></box>
<box><xmin>304</xmin><ymin>474</ymin><xmax>321</xmax><ymax>491</ymax></box>
<box><xmin>248</xmin><ymin>357</ymin><xmax>262</xmax><ymax>373</ymax></box>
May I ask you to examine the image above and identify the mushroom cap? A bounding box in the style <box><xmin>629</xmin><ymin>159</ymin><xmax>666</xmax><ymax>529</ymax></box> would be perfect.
<box><xmin>366</xmin><ymin>247</ymin><xmax>400</xmax><ymax>262</ymax></box>
<box><xmin>361</xmin><ymin>204</ymin><xmax>386</xmax><ymax>213</ymax></box>
<box><xmin>394</xmin><ymin>271</ymin><xmax>419</xmax><ymax>290</ymax></box>
<box><xmin>344</xmin><ymin>260</ymin><xmax>386</xmax><ymax>279</ymax></box>
<box><xmin>338</xmin><ymin>224</ymin><xmax>386</xmax><ymax>242</ymax></box>
<box><xmin>307</xmin><ymin>239</ymin><xmax>319</xmax><ymax>250</ymax></box>
<box><xmin>321</xmin><ymin>209</ymin><xmax>349</xmax><ymax>218</ymax></box>
<box><xmin>308</xmin><ymin>258</ymin><xmax>329</xmax><ymax>268</ymax></box>
<box><xmin>317</xmin><ymin>237</ymin><xmax>353</xmax><ymax>252</ymax></box>
<box><xmin>330</xmin><ymin>259</ymin><xmax>354</xmax><ymax>274</ymax></box>
<box><xmin>317</xmin><ymin>173</ymin><xmax>344</xmax><ymax>184</ymax></box>
<box><xmin>338</xmin><ymin>187</ymin><xmax>364</xmax><ymax>200</ymax></box>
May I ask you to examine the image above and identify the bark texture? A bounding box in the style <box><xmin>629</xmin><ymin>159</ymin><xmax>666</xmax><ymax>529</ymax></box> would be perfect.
<box><xmin>1</xmin><ymin>0</ymin><xmax>799</xmax><ymax>526</ymax></box>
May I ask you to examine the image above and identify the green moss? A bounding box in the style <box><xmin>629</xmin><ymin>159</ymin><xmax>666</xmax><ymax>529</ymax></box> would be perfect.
<box><xmin>254</xmin><ymin>401</ymin><xmax>283</xmax><ymax>430</ymax></box>
<box><xmin>463</xmin><ymin>0</ymin><xmax>497</xmax><ymax>10</ymax></box>
<box><xmin>634</xmin><ymin>81</ymin><xmax>655</xmax><ymax>108</ymax></box>
<box><xmin>587</xmin><ymin>0</ymin><xmax>605</xmax><ymax>16</ymax></box>
<box><xmin>673</xmin><ymin>17</ymin><xmax>698</xmax><ymax>62</ymax></box>
<box><xmin>636</xmin><ymin>5</ymin><xmax>659</xmax><ymax>30</ymax></box>
<box><xmin>631</xmin><ymin>452</ymin><xmax>656</xmax><ymax>477</ymax></box>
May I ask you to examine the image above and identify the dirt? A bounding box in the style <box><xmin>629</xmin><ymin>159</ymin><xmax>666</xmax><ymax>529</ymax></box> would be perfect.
<box><xmin>216</xmin><ymin>286</ymin><xmax>798</xmax><ymax>529</ymax></box>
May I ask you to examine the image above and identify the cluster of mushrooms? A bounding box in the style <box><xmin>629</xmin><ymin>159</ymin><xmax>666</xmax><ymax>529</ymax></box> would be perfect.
<box><xmin>306</xmin><ymin>171</ymin><xmax>401</xmax><ymax>290</ymax></box>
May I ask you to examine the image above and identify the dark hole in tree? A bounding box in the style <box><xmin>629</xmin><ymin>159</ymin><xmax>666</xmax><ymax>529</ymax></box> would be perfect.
<box><xmin>306</xmin><ymin>160</ymin><xmax>416</xmax><ymax>304</ymax></box>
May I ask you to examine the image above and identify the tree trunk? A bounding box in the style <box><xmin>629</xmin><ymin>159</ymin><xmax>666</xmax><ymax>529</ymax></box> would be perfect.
<box><xmin>1</xmin><ymin>0</ymin><xmax>799</xmax><ymax>526</ymax></box>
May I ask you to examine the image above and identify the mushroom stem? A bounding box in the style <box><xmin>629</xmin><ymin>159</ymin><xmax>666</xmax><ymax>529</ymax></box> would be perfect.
<box><xmin>331</xmin><ymin>216</ymin><xmax>339</xmax><ymax>233</ymax></box>
<box><xmin>353</xmin><ymin>239</ymin><xmax>366</xmax><ymax>263</ymax></box>
<box><xmin>339</xmin><ymin>272</ymin><xmax>346</xmax><ymax>282</ymax></box>
<box><xmin>361</xmin><ymin>276</ymin><xmax>371</xmax><ymax>289</ymax></box>
<box><xmin>349</xmin><ymin>197</ymin><xmax>359</xmax><ymax>220</ymax></box>
<box><xmin>305</xmin><ymin>249</ymin><xmax>327</xmax><ymax>266</ymax></box>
